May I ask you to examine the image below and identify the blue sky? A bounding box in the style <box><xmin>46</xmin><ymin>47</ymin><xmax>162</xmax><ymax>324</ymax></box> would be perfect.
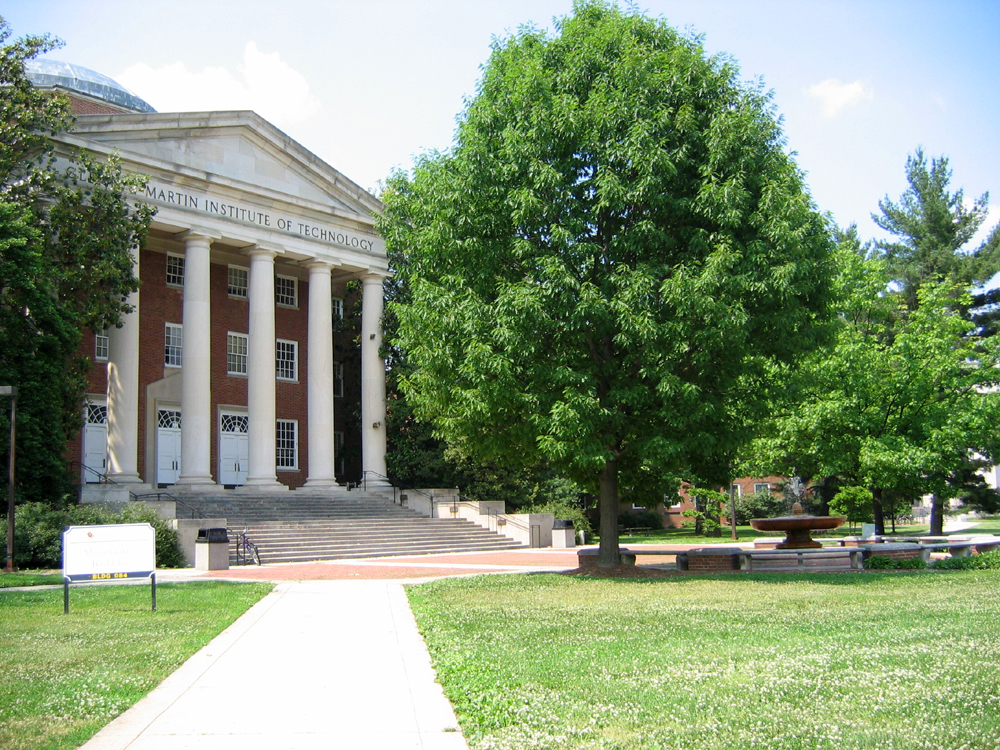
<box><xmin>5</xmin><ymin>0</ymin><xmax>998</xmax><ymax>247</ymax></box>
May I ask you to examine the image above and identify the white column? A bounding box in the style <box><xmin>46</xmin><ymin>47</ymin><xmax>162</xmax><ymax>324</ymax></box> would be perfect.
<box><xmin>176</xmin><ymin>230</ymin><xmax>216</xmax><ymax>487</ymax></box>
<box><xmin>106</xmin><ymin>250</ymin><xmax>142</xmax><ymax>483</ymax></box>
<box><xmin>305</xmin><ymin>261</ymin><xmax>340</xmax><ymax>487</ymax></box>
<box><xmin>361</xmin><ymin>273</ymin><xmax>389</xmax><ymax>486</ymax></box>
<box><xmin>245</xmin><ymin>247</ymin><xmax>281</xmax><ymax>488</ymax></box>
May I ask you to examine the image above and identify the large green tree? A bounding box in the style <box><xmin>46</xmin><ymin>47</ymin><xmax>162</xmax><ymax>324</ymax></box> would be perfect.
<box><xmin>379</xmin><ymin>1</ymin><xmax>834</xmax><ymax>565</ymax></box>
<box><xmin>0</xmin><ymin>21</ymin><xmax>153</xmax><ymax>504</ymax></box>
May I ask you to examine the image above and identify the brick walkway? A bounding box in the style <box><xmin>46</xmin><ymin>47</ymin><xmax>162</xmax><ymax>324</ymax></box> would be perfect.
<box><xmin>170</xmin><ymin>548</ymin><xmax>584</xmax><ymax>582</ymax></box>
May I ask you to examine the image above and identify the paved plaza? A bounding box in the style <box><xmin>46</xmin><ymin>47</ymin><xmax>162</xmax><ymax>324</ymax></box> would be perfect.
<box><xmin>80</xmin><ymin>549</ymin><xmax>581</xmax><ymax>750</ymax></box>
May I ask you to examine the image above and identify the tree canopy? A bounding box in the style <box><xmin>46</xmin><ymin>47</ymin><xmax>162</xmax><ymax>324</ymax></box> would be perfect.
<box><xmin>379</xmin><ymin>1</ymin><xmax>834</xmax><ymax>564</ymax></box>
<box><xmin>0</xmin><ymin>21</ymin><xmax>153</xmax><ymax>504</ymax></box>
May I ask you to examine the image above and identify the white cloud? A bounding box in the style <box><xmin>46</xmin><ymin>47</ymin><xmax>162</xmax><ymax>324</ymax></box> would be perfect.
<box><xmin>116</xmin><ymin>42</ymin><xmax>321</xmax><ymax>130</ymax></box>
<box><xmin>806</xmin><ymin>78</ymin><xmax>873</xmax><ymax>118</ymax></box>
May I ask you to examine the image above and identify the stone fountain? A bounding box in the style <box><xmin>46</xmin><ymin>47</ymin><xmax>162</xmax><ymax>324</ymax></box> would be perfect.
<box><xmin>750</xmin><ymin>502</ymin><xmax>846</xmax><ymax>549</ymax></box>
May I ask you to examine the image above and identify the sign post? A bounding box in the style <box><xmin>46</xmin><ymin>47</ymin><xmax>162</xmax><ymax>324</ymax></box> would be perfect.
<box><xmin>62</xmin><ymin>523</ymin><xmax>157</xmax><ymax>613</ymax></box>
<box><xmin>0</xmin><ymin>385</ymin><xmax>16</xmax><ymax>573</ymax></box>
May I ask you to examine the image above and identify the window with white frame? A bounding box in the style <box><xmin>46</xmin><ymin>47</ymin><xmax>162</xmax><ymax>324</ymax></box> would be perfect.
<box><xmin>227</xmin><ymin>332</ymin><xmax>248</xmax><ymax>375</ymax></box>
<box><xmin>275</xmin><ymin>275</ymin><xmax>297</xmax><ymax>307</ymax></box>
<box><xmin>333</xmin><ymin>361</ymin><xmax>344</xmax><ymax>397</ymax></box>
<box><xmin>228</xmin><ymin>265</ymin><xmax>249</xmax><ymax>298</ymax></box>
<box><xmin>753</xmin><ymin>482</ymin><xmax>771</xmax><ymax>495</ymax></box>
<box><xmin>164</xmin><ymin>324</ymin><xmax>183</xmax><ymax>367</ymax></box>
<box><xmin>731</xmin><ymin>483</ymin><xmax>742</xmax><ymax>498</ymax></box>
<box><xmin>335</xmin><ymin>431</ymin><xmax>345</xmax><ymax>475</ymax></box>
<box><xmin>332</xmin><ymin>297</ymin><xmax>344</xmax><ymax>320</ymax></box>
<box><xmin>276</xmin><ymin>339</ymin><xmax>297</xmax><ymax>381</ymax></box>
<box><xmin>166</xmin><ymin>253</ymin><xmax>185</xmax><ymax>286</ymax></box>
<box><xmin>276</xmin><ymin>419</ymin><xmax>298</xmax><ymax>469</ymax></box>
<box><xmin>94</xmin><ymin>329</ymin><xmax>109</xmax><ymax>361</ymax></box>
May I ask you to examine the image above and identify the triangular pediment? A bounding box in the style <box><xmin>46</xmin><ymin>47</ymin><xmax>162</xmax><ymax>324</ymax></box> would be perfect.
<box><xmin>65</xmin><ymin>111</ymin><xmax>381</xmax><ymax>221</ymax></box>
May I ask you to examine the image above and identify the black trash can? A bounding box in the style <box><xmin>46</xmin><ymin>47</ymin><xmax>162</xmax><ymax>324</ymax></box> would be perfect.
<box><xmin>195</xmin><ymin>527</ymin><xmax>230</xmax><ymax>570</ymax></box>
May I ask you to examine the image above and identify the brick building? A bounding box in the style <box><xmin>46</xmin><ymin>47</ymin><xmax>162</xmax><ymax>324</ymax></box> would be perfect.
<box><xmin>28</xmin><ymin>61</ymin><xmax>389</xmax><ymax>494</ymax></box>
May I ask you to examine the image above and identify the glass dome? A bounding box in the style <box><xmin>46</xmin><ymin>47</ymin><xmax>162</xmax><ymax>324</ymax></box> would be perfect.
<box><xmin>25</xmin><ymin>59</ymin><xmax>156</xmax><ymax>113</ymax></box>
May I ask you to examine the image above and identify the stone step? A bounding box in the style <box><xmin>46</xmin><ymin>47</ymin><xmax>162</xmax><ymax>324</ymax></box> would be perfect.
<box><xmin>169</xmin><ymin>491</ymin><xmax>524</xmax><ymax>563</ymax></box>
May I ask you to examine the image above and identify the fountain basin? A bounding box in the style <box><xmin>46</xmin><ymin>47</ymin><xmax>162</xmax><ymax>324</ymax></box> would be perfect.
<box><xmin>750</xmin><ymin>514</ymin><xmax>846</xmax><ymax>549</ymax></box>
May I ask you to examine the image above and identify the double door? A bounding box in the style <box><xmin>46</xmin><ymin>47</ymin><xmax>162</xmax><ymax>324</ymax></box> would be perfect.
<box><xmin>219</xmin><ymin>412</ymin><xmax>249</xmax><ymax>486</ymax></box>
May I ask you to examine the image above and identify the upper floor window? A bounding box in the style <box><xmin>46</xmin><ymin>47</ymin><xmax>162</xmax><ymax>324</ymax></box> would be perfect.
<box><xmin>166</xmin><ymin>253</ymin><xmax>185</xmax><ymax>287</ymax></box>
<box><xmin>94</xmin><ymin>329</ymin><xmax>109</xmax><ymax>361</ymax></box>
<box><xmin>754</xmin><ymin>482</ymin><xmax>771</xmax><ymax>495</ymax></box>
<box><xmin>164</xmin><ymin>323</ymin><xmax>183</xmax><ymax>367</ymax></box>
<box><xmin>276</xmin><ymin>339</ymin><xmax>298</xmax><ymax>381</ymax></box>
<box><xmin>334</xmin><ymin>361</ymin><xmax>344</xmax><ymax>397</ymax></box>
<box><xmin>276</xmin><ymin>275</ymin><xmax>297</xmax><ymax>307</ymax></box>
<box><xmin>227</xmin><ymin>332</ymin><xmax>248</xmax><ymax>375</ymax></box>
<box><xmin>228</xmin><ymin>266</ymin><xmax>249</xmax><ymax>298</ymax></box>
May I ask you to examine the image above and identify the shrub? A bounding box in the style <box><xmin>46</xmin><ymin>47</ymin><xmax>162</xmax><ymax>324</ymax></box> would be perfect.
<box><xmin>829</xmin><ymin>486</ymin><xmax>875</xmax><ymax>525</ymax></box>
<box><xmin>866</xmin><ymin>554</ymin><xmax>926</xmax><ymax>570</ymax></box>
<box><xmin>11</xmin><ymin>501</ymin><xmax>185</xmax><ymax>569</ymax></box>
<box><xmin>734</xmin><ymin>491</ymin><xmax>785</xmax><ymax>524</ymax></box>
<box><xmin>933</xmin><ymin>550</ymin><xmax>1000</xmax><ymax>570</ymax></box>
<box><xmin>520</xmin><ymin>499</ymin><xmax>594</xmax><ymax>538</ymax></box>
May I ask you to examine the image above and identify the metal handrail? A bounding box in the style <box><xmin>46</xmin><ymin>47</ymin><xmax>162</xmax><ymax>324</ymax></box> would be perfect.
<box><xmin>130</xmin><ymin>490</ymin><xmax>204</xmax><ymax>519</ymax></box>
<box><xmin>361</xmin><ymin>470</ymin><xmax>392</xmax><ymax>491</ymax></box>
<box><xmin>360</xmin><ymin>471</ymin><xmax>438</xmax><ymax>510</ymax></box>
<box><xmin>69</xmin><ymin>461</ymin><xmax>118</xmax><ymax>485</ymax></box>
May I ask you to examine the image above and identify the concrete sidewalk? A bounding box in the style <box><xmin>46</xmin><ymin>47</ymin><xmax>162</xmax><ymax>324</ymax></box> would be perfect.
<box><xmin>81</xmin><ymin>580</ymin><xmax>469</xmax><ymax>750</ymax></box>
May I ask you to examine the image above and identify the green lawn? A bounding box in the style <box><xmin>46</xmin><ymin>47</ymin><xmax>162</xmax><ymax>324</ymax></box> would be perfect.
<box><xmin>0</xmin><ymin>581</ymin><xmax>272</xmax><ymax>750</ymax></box>
<box><xmin>408</xmin><ymin>572</ymin><xmax>1000</xmax><ymax>750</ymax></box>
<box><xmin>0</xmin><ymin>570</ymin><xmax>64</xmax><ymax>588</ymax></box>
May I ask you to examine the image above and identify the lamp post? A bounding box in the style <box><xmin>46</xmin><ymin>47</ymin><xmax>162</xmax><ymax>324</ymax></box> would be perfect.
<box><xmin>1</xmin><ymin>386</ymin><xmax>16</xmax><ymax>573</ymax></box>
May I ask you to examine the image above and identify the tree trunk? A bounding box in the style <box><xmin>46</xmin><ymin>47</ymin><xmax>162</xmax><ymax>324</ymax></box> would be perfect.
<box><xmin>929</xmin><ymin>495</ymin><xmax>944</xmax><ymax>536</ymax></box>
<box><xmin>597</xmin><ymin>458</ymin><xmax>620</xmax><ymax>567</ymax></box>
<box><xmin>872</xmin><ymin>487</ymin><xmax>885</xmax><ymax>536</ymax></box>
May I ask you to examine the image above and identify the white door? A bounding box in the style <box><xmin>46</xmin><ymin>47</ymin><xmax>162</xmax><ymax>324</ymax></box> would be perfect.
<box><xmin>82</xmin><ymin>403</ymin><xmax>107</xmax><ymax>482</ymax></box>
<box><xmin>219</xmin><ymin>413</ymin><xmax>249</xmax><ymax>486</ymax></box>
<box><xmin>156</xmin><ymin>409</ymin><xmax>182</xmax><ymax>485</ymax></box>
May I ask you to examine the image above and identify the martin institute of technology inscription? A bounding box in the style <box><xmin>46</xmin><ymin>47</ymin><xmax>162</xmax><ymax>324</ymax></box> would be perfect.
<box><xmin>143</xmin><ymin>183</ymin><xmax>378</xmax><ymax>253</ymax></box>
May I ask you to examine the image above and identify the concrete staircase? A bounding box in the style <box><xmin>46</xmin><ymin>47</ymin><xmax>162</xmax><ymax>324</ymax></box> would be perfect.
<box><xmin>168</xmin><ymin>490</ymin><xmax>523</xmax><ymax>564</ymax></box>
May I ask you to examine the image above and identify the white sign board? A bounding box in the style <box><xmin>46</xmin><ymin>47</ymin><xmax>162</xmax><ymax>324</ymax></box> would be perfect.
<box><xmin>63</xmin><ymin>523</ymin><xmax>156</xmax><ymax>582</ymax></box>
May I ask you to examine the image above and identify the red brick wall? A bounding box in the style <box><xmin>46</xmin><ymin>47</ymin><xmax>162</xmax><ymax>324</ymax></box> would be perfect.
<box><xmin>66</xmin><ymin>93</ymin><xmax>132</xmax><ymax>115</ymax></box>
<box><xmin>70</xmin><ymin>246</ymin><xmax>360</xmax><ymax>490</ymax></box>
<box><xmin>274</xmin><ymin>268</ymin><xmax>308</xmax><ymax>488</ymax></box>
<box><xmin>66</xmin><ymin>331</ymin><xmax>111</xmax><ymax>476</ymax></box>
<box><xmin>139</xmin><ymin>248</ymin><xmax>183</xmax><ymax>483</ymax></box>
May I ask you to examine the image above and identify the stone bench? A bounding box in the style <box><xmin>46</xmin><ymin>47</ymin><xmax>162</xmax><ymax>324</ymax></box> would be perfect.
<box><xmin>737</xmin><ymin>547</ymin><xmax>863</xmax><ymax>571</ymax></box>
<box><xmin>577</xmin><ymin>547</ymin><xmax>734</xmax><ymax>572</ymax></box>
